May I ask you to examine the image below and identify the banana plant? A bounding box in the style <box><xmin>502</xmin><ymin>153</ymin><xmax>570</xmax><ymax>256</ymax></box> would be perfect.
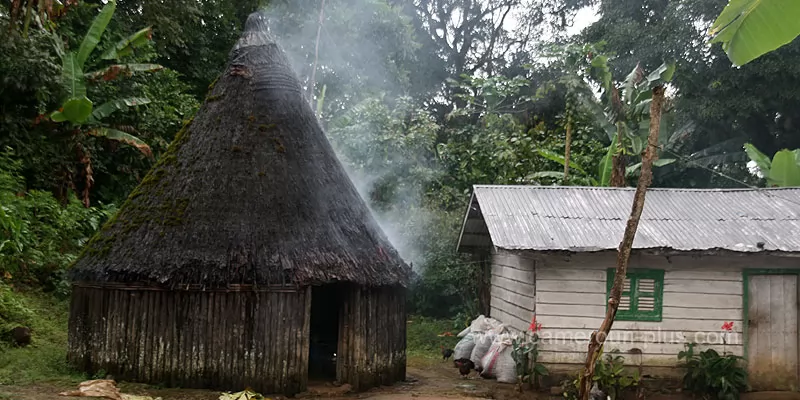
<box><xmin>744</xmin><ymin>143</ymin><xmax>800</xmax><ymax>187</ymax></box>
<box><xmin>538</xmin><ymin>53</ymin><xmax>677</xmax><ymax>187</ymax></box>
<box><xmin>46</xmin><ymin>0</ymin><xmax>160</xmax><ymax>206</ymax></box>
<box><xmin>49</xmin><ymin>0</ymin><xmax>161</xmax><ymax>139</ymax></box>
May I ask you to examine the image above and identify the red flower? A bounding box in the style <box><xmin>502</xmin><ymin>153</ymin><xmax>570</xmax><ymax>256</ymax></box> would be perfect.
<box><xmin>721</xmin><ymin>321</ymin><xmax>734</xmax><ymax>331</ymax></box>
<box><xmin>529</xmin><ymin>316</ymin><xmax>543</xmax><ymax>332</ymax></box>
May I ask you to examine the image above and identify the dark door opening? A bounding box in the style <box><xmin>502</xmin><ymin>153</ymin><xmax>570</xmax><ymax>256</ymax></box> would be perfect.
<box><xmin>309</xmin><ymin>285</ymin><xmax>341</xmax><ymax>382</ymax></box>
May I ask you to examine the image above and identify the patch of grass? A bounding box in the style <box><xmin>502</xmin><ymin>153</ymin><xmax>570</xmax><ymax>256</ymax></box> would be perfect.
<box><xmin>0</xmin><ymin>285</ymin><xmax>83</xmax><ymax>385</ymax></box>
<box><xmin>406</xmin><ymin>316</ymin><xmax>464</xmax><ymax>360</ymax></box>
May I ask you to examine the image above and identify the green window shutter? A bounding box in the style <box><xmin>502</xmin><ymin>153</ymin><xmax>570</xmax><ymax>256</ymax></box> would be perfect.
<box><xmin>606</xmin><ymin>269</ymin><xmax>664</xmax><ymax>322</ymax></box>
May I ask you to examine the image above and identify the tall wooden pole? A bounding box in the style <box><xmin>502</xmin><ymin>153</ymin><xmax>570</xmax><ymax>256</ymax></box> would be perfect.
<box><xmin>577</xmin><ymin>85</ymin><xmax>666</xmax><ymax>400</ymax></box>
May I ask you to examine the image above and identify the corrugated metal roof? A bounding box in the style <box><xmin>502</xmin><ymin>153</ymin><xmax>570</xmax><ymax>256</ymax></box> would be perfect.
<box><xmin>456</xmin><ymin>185</ymin><xmax>800</xmax><ymax>253</ymax></box>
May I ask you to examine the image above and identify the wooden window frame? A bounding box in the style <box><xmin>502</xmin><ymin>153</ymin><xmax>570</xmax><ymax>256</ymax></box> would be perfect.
<box><xmin>606</xmin><ymin>269</ymin><xmax>664</xmax><ymax>322</ymax></box>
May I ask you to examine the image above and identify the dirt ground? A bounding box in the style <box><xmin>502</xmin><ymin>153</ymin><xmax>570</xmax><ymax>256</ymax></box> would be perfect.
<box><xmin>1</xmin><ymin>359</ymin><xmax>799</xmax><ymax>400</ymax></box>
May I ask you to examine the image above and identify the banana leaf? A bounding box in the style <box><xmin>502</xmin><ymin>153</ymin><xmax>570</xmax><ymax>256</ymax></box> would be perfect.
<box><xmin>743</xmin><ymin>143</ymin><xmax>772</xmax><ymax>179</ymax></box>
<box><xmin>710</xmin><ymin>0</ymin><xmax>800</xmax><ymax>66</ymax></box>
<box><xmin>85</xmin><ymin>63</ymin><xmax>164</xmax><ymax>81</ymax></box>
<box><xmin>101</xmin><ymin>26</ymin><xmax>153</xmax><ymax>60</ymax></box>
<box><xmin>91</xmin><ymin>97</ymin><xmax>151</xmax><ymax>122</ymax></box>
<box><xmin>598</xmin><ymin>136</ymin><xmax>618</xmax><ymax>187</ymax></box>
<box><xmin>535</xmin><ymin>149</ymin><xmax>587</xmax><ymax>174</ymax></box>
<box><xmin>645</xmin><ymin>62</ymin><xmax>676</xmax><ymax>87</ymax></box>
<box><xmin>767</xmin><ymin>149</ymin><xmax>800</xmax><ymax>187</ymax></box>
<box><xmin>76</xmin><ymin>0</ymin><xmax>116</xmax><ymax>67</ymax></box>
<box><xmin>622</xmin><ymin>63</ymin><xmax>643</xmax><ymax>105</ymax></box>
<box><xmin>58</xmin><ymin>97</ymin><xmax>93</xmax><ymax>124</ymax></box>
<box><xmin>625</xmin><ymin>158</ymin><xmax>677</xmax><ymax>176</ymax></box>
<box><xmin>87</xmin><ymin>127</ymin><xmax>152</xmax><ymax>158</ymax></box>
<box><xmin>63</xmin><ymin>52</ymin><xmax>86</xmax><ymax>99</ymax></box>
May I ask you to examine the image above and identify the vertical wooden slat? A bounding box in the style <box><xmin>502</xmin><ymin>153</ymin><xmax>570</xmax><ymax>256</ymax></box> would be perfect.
<box><xmin>204</xmin><ymin>291</ymin><xmax>215</xmax><ymax>386</ymax></box>
<box><xmin>266</xmin><ymin>291</ymin><xmax>276</xmax><ymax>393</ymax></box>
<box><xmin>245</xmin><ymin>292</ymin><xmax>255</xmax><ymax>388</ymax></box>
<box><xmin>278</xmin><ymin>290</ymin><xmax>287</xmax><ymax>392</ymax></box>
<box><xmin>256</xmin><ymin>291</ymin><xmax>265</xmax><ymax>390</ymax></box>
<box><xmin>195</xmin><ymin>291</ymin><xmax>205</xmax><ymax>387</ymax></box>
<box><xmin>286</xmin><ymin>292</ymin><xmax>296</xmax><ymax>394</ymax></box>
<box><xmin>153</xmin><ymin>290</ymin><xmax>163</xmax><ymax>383</ymax></box>
<box><xmin>232</xmin><ymin>291</ymin><xmax>242</xmax><ymax>390</ymax></box>
<box><xmin>161</xmin><ymin>290</ymin><xmax>171</xmax><ymax>384</ymax></box>
<box><xmin>179</xmin><ymin>291</ymin><xmax>190</xmax><ymax>387</ymax></box>
<box><xmin>300</xmin><ymin>287</ymin><xmax>311</xmax><ymax>391</ymax></box>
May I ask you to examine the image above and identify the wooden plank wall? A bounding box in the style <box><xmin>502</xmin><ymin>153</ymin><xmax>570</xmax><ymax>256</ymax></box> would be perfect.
<box><xmin>337</xmin><ymin>285</ymin><xmax>406</xmax><ymax>391</ymax></box>
<box><xmin>490</xmin><ymin>251</ymin><xmax>535</xmax><ymax>332</ymax></box>
<box><xmin>488</xmin><ymin>251</ymin><xmax>800</xmax><ymax>377</ymax></box>
<box><xmin>68</xmin><ymin>285</ymin><xmax>311</xmax><ymax>395</ymax></box>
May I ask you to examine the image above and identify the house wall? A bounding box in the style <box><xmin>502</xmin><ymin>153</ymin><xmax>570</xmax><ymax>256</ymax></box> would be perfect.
<box><xmin>488</xmin><ymin>249</ymin><xmax>800</xmax><ymax>377</ymax></box>
<box><xmin>489</xmin><ymin>251</ymin><xmax>535</xmax><ymax>333</ymax></box>
<box><xmin>69</xmin><ymin>284</ymin><xmax>311</xmax><ymax>395</ymax></box>
<box><xmin>336</xmin><ymin>285</ymin><xmax>406</xmax><ymax>390</ymax></box>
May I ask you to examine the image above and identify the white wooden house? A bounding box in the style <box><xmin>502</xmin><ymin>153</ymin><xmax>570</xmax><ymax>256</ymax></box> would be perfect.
<box><xmin>456</xmin><ymin>185</ymin><xmax>800</xmax><ymax>391</ymax></box>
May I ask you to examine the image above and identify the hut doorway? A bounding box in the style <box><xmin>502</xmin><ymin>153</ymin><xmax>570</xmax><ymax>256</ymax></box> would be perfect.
<box><xmin>309</xmin><ymin>285</ymin><xmax>341</xmax><ymax>382</ymax></box>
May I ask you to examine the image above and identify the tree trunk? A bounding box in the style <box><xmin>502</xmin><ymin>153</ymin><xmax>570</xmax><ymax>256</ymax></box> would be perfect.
<box><xmin>22</xmin><ymin>0</ymin><xmax>34</xmax><ymax>38</ymax></box>
<box><xmin>563</xmin><ymin>114</ymin><xmax>573</xmax><ymax>182</ymax></box>
<box><xmin>577</xmin><ymin>85</ymin><xmax>666</xmax><ymax>400</ymax></box>
<box><xmin>9</xmin><ymin>0</ymin><xmax>23</xmax><ymax>34</ymax></box>
<box><xmin>610</xmin><ymin>123</ymin><xmax>626</xmax><ymax>187</ymax></box>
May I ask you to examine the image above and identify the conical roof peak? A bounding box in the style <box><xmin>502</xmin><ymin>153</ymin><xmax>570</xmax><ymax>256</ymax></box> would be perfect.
<box><xmin>71</xmin><ymin>13</ymin><xmax>409</xmax><ymax>287</ymax></box>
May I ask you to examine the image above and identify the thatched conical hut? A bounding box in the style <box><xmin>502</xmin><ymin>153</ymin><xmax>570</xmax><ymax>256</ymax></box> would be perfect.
<box><xmin>68</xmin><ymin>11</ymin><xmax>409</xmax><ymax>395</ymax></box>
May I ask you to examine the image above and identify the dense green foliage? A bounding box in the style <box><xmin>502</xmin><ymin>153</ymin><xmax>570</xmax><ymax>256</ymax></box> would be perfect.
<box><xmin>678</xmin><ymin>343</ymin><xmax>748</xmax><ymax>400</ymax></box>
<box><xmin>1</xmin><ymin>0</ymin><xmax>800</xmax><ymax>336</ymax></box>
<box><xmin>562</xmin><ymin>351</ymin><xmax>640</xmax><ymax>400</ymax></box>
<box><xmin>0</xmin><ymin>149</ymin><xmax>114</xmax><ymax>293</ymax></box>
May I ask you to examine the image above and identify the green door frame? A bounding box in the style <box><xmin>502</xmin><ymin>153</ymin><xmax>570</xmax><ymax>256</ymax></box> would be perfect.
<box><xmin>742</xmin><ymin>269</ymin><xmax>800</xmax><ymax>365</ymax></box>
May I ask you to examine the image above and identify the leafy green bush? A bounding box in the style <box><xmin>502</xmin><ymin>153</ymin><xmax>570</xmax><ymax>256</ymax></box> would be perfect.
<box><xmin>594</xmin><ymin>351</ymin><xmax>640</xmax><ymax>399</ymax></box>
<box><xmin>561</xmin><ymin>350</ymin><xmax>639</xmax><ymax>400</ymax></box>
<box><xmin>0</xmin><ymin>148</ymin><xmax>115</xmax><ymax>291</ymax></box>
<box><xmin>678</xmin><ymin>343</ymin><xmax>748</xmax><ymax>400</ymax></box>
<box><xmin>0</xmin><ymin>281</ymin><xmax>35</xmax><ymax>336</ymax></box>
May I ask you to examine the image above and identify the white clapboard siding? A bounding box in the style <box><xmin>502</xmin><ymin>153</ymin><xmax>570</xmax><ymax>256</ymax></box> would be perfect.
<box><xmin>491</xmin><ymin>307</ymin><xmax>529</xmax><ymax>333</ymax></box>
<box><xmin>664</xmin><ymin>280</ymin><xmax>742</xmax><ymax>295</ymax></box>
<box><xmin>537</xmin><ymin>316</ymin><xmax>743</xmax><ymax>332</ymax></box>
<box><xmin>537</xmin><ymin>304</ymin><xmax>741</xmax><ymax>320</ymax></box>
<box><xmin>491</xmin><ymin>275</ymin><xmax>534</xmax><ymax>297</ymax></box>
<box><xmin>536</xmin><ymin>268</ymin><xmax>606</xmax><ymax>281</ymax></box>
<box><xmin>493</xmin><ymin>265</ymin><xmax>534</xmax><ymax>283</ymax></box>
<box><xmin>538</xmin><ymin>291</ymin><xmax>607</xmax><ymax>305</ymax></box>
<box><xmin>491</xmin><ymin>286</ymin><xmax>534</xmax><ymax>312</ymax></box>
<box><xmin>486</xmin><ymin>251</ymin><xmax>759</xmax><ymax>372</ymax></box>
<box><xmin>665</xmin><ymin>270</ymin><xmax>743</xmax><ymax>281</ymax></box>
<box><xmin>537</xmin><ymin>279</ymin><xmax>606</xmax><ymax>294</ymax></box>
<box><xmin>662</xmin><ymin>292</ymin><xmax>741</xmax><ymax>308</ymax></box>
<box><xmin>537</xmin><ymin>328</ymin><xmax>744</xmax><ymax>346</ymax></box>
<box><xmin>537</xmin><ymin>340</ymin><xmax>743</xmax><ymax>356</ymax></box>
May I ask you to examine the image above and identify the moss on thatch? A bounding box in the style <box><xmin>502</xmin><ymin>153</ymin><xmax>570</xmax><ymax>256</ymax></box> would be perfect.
<box><xmin>71</xmin><ymin>13</ymin><xmax>409</xmax><ymax>288</ymax></box>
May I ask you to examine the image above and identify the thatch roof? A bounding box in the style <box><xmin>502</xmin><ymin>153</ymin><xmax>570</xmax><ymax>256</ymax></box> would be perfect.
<box><xmin>71</xmin><ymin>12</ymin><xmax>410</xmax><ymax>288</ymax></box>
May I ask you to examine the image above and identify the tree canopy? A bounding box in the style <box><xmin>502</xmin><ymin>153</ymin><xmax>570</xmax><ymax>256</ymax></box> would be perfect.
<box><xmin>1</xmin><ymin>0</ymin><xmax>799</xmax><ymax>317</ymax></box>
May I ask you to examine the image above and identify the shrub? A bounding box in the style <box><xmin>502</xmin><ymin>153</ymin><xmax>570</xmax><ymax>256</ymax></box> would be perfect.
<box><xmin>678</xmin><ymin>343</ymin><xmax>747</xmax><ymax>400</ymax></box>
<box><xmin>561</xmin><ymin>350</ymin><xmax>640</xmax><ymax>400</ymax></box>
<box><xmin>0</xmin><ymin>148</ymin><xmax>115</xmax><ymax>290</ymax></box>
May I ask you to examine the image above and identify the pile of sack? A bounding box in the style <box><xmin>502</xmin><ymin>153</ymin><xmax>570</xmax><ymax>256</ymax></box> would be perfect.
<box><xmin>452</xmin><ymin>315</ymin><xmax>519</xmax><ymax>384</ymax></box>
